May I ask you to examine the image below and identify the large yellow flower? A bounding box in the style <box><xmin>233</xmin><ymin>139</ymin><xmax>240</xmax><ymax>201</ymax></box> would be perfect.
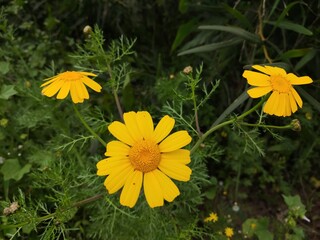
<box><xmin>40</xmin><ymin>71</ymin><xmax>102</xmax><ymax>103</ymax></box>
<box><xmin>96</xmin><ymin>111</ymin><xmax>192</xmax><ymax>208</ymax></box>
<box><xmin>242</xmin><ymin>65</ymin><xmax>312</xmax><ymax>117</ymax></box>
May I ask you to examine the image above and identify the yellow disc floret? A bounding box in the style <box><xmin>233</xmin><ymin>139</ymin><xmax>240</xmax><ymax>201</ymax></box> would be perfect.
<box><xmin>129</xmin><ymin>140</ymin><xmax>161</xmax><ymax>173</ymax></box>
<box><xmin>270</xmin><ymin>75</ymin><xmax>291</xmax><ymax>93</ymax></box>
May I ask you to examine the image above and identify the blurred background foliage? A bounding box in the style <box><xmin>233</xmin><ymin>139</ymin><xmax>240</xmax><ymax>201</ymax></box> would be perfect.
<box><xmin>0</xmin><ymin>0</ymin><xmax>320</xmax><ymax>239</ymax></box>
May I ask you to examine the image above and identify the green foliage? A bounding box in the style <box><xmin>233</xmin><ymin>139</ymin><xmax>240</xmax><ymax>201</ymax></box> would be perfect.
<box><xmin>1</xmin><ymin>0</ymin><xmax>320</xmax><ymax>239</ymax></box>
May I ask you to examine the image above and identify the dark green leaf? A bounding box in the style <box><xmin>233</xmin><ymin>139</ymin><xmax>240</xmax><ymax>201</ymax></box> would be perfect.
<box><xmin>222</xmin><ymin>3</ymin><xmax>253</xmax><ymax>30</ymax></box>
<box><xmin>199</xmin><ymin>25</ymin><xmax>261</xmax><ymax>43</ymax></box>
<box><xmin>0</xmin><ymin>85</ymin><xmax>18</xmax><ymax>100</ymax></box>
<box><xmin>0</xmin><ymin>61</ymin><xmax>10</xmax><ymax>74</ymax></box>
<box><xmin>294</xmin><ymin>49</ymin><xmax>317</xmax><ymax>71</ymax></box>
<box><xmin>171</xmin><ymin>19</ymin><xmax>198</xmax><ymax>52</ymax></box>
<box><xmin>266</xmin><ymin>20</ymin><xmax>313</xmax><ymax>36</ymax></box>
<box><xmin>280</xmin><ymin>48</ymin><xmax>311</xmax><ymax>60</ymax></box>
<box><xmin>0</xmin><ymin>159</ymin><xmax>31</xmax><ymax>181</ymax></box>
<box><xmin>178</xmin><ymin>38</ymin><xmax>242</xmax><ymax>56</ymax></box>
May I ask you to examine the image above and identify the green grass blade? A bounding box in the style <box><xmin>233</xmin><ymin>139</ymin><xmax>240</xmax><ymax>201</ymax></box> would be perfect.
<box><xmin>178</xmin><ymin>38</ymin><xmax>242</xmax><ymax>56</ymax></box>
<box><xmin>199</xmin><ymin>25</ymin><xmax>261</xmax><ymax>43</ymax></box>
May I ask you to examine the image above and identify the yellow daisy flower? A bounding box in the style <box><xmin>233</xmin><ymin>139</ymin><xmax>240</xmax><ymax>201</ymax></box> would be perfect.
<box><xmin>242</xmin><ymin>65</ymin><xmax>312</xmax><ymax>117</ymax></box>
<box><xmin>96</xmin><ymin>111</ymin><xmax>192</xmax><ymax>208</ymax></box>
<box><xmin>224</xmin><ymin>227</ymin><xmax>234</xmax><ymax>238</ymax></box>
<box><xmin>204</xmin><ymin>212</ymin><xmax>218</xmax><ymax>223</ymax></box>
<box><xmin>40</xmin><ymin>71</ymin><xmax>102</xmax><ymax>103</ymax></box>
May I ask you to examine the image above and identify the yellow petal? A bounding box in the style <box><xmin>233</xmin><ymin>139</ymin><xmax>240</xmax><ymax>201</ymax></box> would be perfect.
<box><xmin>269</xmin><ymin>66</ymin><xmax>287</xmax><ymax>76</ymax></box>
<box><xmin>105</xmin><ymin>140</ymin><xmax>130</xmax><ymax>157</ymax></box>
<box><xmin>97</xmin><ymin>157</ymin><xmax>131</xmax><ymax>175</ymax></box>
<box><xmin>56</xmin><ymin>81</ymin><xmax>71</xmax><ymax>99</ymax></box>
<box><xmin>284</xmin><ymin>93</ymin><xmax>292</xmax><ymax>116</ymax></box>
<box><xmin>40</xmin><ymin>77</ymin><xmax>58</xmax><ymax>87</ymax></box>
<box><xmin>153</xmin><ymin>169</ymin><xmax>180</xmax><ymax>202</ymax></box>
<box><xmin>143</xmin><ymin>171</ymin><xmax>163</xmax><ymax>208</ymax></box>
<box><xmin>136</xmin><ymin>111</ymin><xmax>154</xmax><ymax>140</ymax></box>
<box><xmin>123</xmin><ymin>112</ymin><xmax>143</xmax><ymax>142</ymax></box>
<box><xmin>78</xmin><ymin>72</ymin><xmax>97</xmax><ymax>77</ymax></box>
<box><xmin>263</xmin><ymin>91</ymin><xmax>280</xmax><ymax>116</ymax></box>
<box><xmin>252</xmin><ymin>65</ymin><xmax>272</xmax><ymax>75</ymax></box>
<box><xmin>247</xmin><ymin>86</ymin><xmax>272</xmax><ymax>98</ymax></box>
<box><xmin>278</xmin><ymin>93</ymin><xmax>286</xmax><ymax>117</ymax></box>
<box><xmin>158</xmin><ymin>159</ymin><xmax>191</xmax><ymax>181</ymax></box>
<box><xmin>104</xmin><ymin>164</ymin><xmax>134</xmax><ymax>194</ymax></box>
<box><xmin>161</xmin><ymin>149</ymin><xmax>191</xmax><ymax>164</ymax></box>
<box><xmin>79</xmin><ymin>82</ymin><xmax>89</xmax><ymax>99</ymax></box>
<box><xmin>159</xmin><ymin>131</ymin><xmax>191</xmax><ymax>152</ymax></box>
<box><xmin>70</xmin><ymin>82</ymin><xmax>83</xmax><ymax>103</ymax></box>
<box><xmin>108</xmin><ymin>121</ymin><xmax>135</xmax><ymax>146</ymax></box>
<box><xmin>151</xmin><ymin>115</ymin><xmax>175</xmax><ymax>143</ymax></box>
<box><xmin>42</xmin><ymin>79</ymin><xmax>64</xmax><ymax>97</ymax></box>
<box><xmin>242</xmin><ymin>70</ymin><xmax>270</xmax><ymax>86</ymax></box>
<box><xmin>76</xmin><ymin>81</ymin><xmax>89</xmax><ymax>99</ymax></box>
<box><xmin>120</xmin><ymin>170</ymin><xmax>143</xmax><ymax>208</ymax></box>
<box><xmin>96</xmin><ymin>159</ymin><xmax>108</xmax><ymax>175</ymax></box>
<box><xmin>82</xmin><ymin>77</ymin><xmax>102</xmax><ymax>92</ymax></box>
<box><xmin>291</xmin><ymin>87</ymin><xmax>303</xmax><ymax>108</ymax></box>
<box><xmin>289</xmin><ymin>92</ymin><xmax>298</xmax><ymax>113</ymax></box>
<box><xmin>287</xmin><ymin>73</ymin><xmax>313</xmax><ymax>85</ymax></box>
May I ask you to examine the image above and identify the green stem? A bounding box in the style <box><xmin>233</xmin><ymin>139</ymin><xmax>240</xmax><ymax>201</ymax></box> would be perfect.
<box><xmin>239</xmin><ymin>122</ymin><xmax>292</xmax><ymax>130</ymax></box>
<box><xmin>190</xmin><ymin>98</ymin><xmax>264</xmax><ymax>155</ymax></box>
<box><xmin>113</xmin><ymin>90</ymin><xmax>124</xmax><ymax>121</ymax></box>
<box><xmin>0</xmin><ymin>194</ymin><xmax>104</xmax><ymax>230</ymax></box>
<box><xmin>73</xmin><ymin>104</ymin><xmax>107</xmax><ymax>146</ymax></box>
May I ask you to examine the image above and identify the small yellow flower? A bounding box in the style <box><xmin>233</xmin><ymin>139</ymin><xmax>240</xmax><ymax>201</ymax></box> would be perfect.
<box><xmin>40</xmin><ymin>71</ymin><xmax>102</xmax><ymax>103</ymax></box>
<box><xmin>96</xmin><ymin>111</ymin><xmax>192</xmax><ymax>208</ymax></box>
<box><xmin>224</xmin><ymin>227</ymin><xmax>234</xmax><ymax>238</ymax></box>
<box><xmin>242</xmin><ymin>65</ymin><xmax>312</xmax><ymax>117</ymax></box>
<box><xmin>204</xmin><ymin>212</ymin><xmax>218</xmax><ymax>223</ymax></box>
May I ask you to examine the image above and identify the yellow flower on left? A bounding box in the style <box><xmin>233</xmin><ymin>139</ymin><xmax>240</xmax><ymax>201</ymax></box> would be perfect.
<box><xmin>96</xmin><ymin>111</ymin><xmax>192</xmax><ymax>208</ymax></box>
<box><xmin>40</xmin><ymin>71</ymin><xmax>102</xmax><ymax>103</ymax></box>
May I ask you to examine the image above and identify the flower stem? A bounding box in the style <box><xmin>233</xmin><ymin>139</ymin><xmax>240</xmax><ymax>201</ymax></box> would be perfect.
<box><xmin>239</xmin><ymin>122</ymin><xmax>292</xmax><ymax>130</ymax></box>
<box><xmin>190</xmin><ymin>98</ymin><xmax>264</xmax><ymax>155</ymax></box>
<box><xmin>113</xmin><ymin>90</ymin><xmax>124</xmax><ymax>121</ymax></box>
<box><xmin>73</xmin><ymin>104</ymin><xmax>107</xmax><ymax>146</ymax></box>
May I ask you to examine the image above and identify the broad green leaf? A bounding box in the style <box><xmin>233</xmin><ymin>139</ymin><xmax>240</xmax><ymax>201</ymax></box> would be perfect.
<box><xmin>0</xmin><ymin>61</ymin><xmax>10</xmax><ymax>75</ymax></box>
<box><xmin>171</xmin><ymin>19</ymin><xmax>198</xmax><ymax>52</ymax></box>
<box><xmin>178</xmin><ymin>38</ymin><xmax>242</xmax><ymax>56</ymax></box>
<box><xmin>283</xmin><ymin>194</ymin><xmax>307</xmax><ymax>218</ymax></box>
<box><xmin>199</xmin><ymin>25</ymin><xmax>261</xmax><ymax>43</ymax></box>
<box><xmin>0</xmin><ymin>159</ymin><xmax>31</xmax><ymax>181</ymax></box>
<box><xmin>280</xmin><ymin>48</ymin><xmax>311</xmax><ymax>60</ymax></box>
<box><xmin>222</xmin><ymin>3</ymin><xmax>253</xmax><ymax>30</ymax></box>
<box><xmin>242</xmin><ymin>218</ymin><xmax>257</xmax><ymax>237</ymax></box>
<box><xmin>256</xmin><ymin>230</ymin><xmax>274</xmax><ymax>240</ymax></box>
<box><xmin>294</xmin><ymin>49</ymin><xmax>317</xmax><ymax>71</ymax></box>
<box><xmin>0</xmin><ymin>85</ymin><xmax>18</xmax><ymax>100</ymax></box>
<box><xmin>266</xmin><ymin>20</ymin><xmax>313</xmax><ymax>36</ymax></box>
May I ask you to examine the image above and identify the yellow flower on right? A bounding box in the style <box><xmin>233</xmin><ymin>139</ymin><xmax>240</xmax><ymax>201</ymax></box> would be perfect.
<box><xmin>242</xmin><ymin>65</ymin><xmax>312</xmax><ymax>117</ymax></box>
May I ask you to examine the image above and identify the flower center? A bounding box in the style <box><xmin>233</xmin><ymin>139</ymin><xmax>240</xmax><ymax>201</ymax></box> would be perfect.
<box><xmin>129</xmin><ymin>140</ymin><xmax>161</xmax><ymax>173</ymax></box>
<box><xmin>270</xmin><ymin>74</ymin><xmax>291</xmax><ymax>93</ymax></box>
<box><xmin>62</xmin><ymin>71</ymin><xmax>82</xmax><ymax>81</ymax></box>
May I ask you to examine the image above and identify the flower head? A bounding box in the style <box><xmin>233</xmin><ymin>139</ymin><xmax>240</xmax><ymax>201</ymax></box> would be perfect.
<box><xmin>96</xmin><ymin>111</ymin><xmax>192</xmax><ymax>208</ymax></box>
<box><xmin>243</xmin><ymin>65</ymin><xmax>312</xmax><ymax>117</ymax></box>
<box><xmin>224</xmin><ymin>227</ymin><xmax>234</xmax><ymax>238</ymax></box>
<box><xmin>204</xmin><ymin>212</ymin><xmax>218</xmax><ymax>223</ymax></box>
<box><xmin>40</xmin><ymin>71</ymin><xmax>102</xmax><ymax>103</ymax></box>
